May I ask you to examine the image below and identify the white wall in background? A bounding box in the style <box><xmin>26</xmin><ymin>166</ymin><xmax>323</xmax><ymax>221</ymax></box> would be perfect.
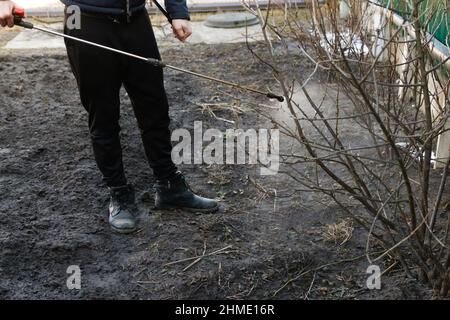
<box><xmin>13</xmin><ymin>0</ymin><xmax>62</xmax><ymax>9</ymax></box>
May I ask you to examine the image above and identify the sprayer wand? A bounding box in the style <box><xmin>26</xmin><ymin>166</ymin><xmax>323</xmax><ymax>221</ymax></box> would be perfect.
<box><xmin>12</xmin><ymin>8</ymin><xmax>285</xmax><ymax>102</ymax></box>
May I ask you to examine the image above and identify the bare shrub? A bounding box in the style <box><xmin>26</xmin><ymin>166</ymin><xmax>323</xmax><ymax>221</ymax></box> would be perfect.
<box><xmin>242</xmin><ymin>0</ymin><xmax>450</xmax><ymax>296</ymax></box>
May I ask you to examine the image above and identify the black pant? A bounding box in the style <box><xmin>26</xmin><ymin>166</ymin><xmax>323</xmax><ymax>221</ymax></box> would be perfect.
<box><xmin>64</xmin><ymin>9</ymin><xmax>177</xmax><ymax>187</ymax></box>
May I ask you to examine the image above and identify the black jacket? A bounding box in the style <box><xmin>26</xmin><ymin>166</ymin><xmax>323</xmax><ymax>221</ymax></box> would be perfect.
<box><xmin>60</xmin><ymin>0</ymin><xmax>190</xmax><ymax>20</ymax></box>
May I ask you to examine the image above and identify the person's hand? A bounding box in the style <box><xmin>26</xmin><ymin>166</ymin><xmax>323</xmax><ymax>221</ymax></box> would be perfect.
<box><xmin>171</xmin><ymin>19</ymin><xmax>192</xmax><ymax>42</ymax></box>
<box><xmin>0</xmin><ymin>1</ymin><xmax>16</xmax><ymax>28</ymax></box>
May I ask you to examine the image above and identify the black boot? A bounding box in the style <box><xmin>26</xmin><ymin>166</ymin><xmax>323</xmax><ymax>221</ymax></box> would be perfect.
<box><xmin>154</xmin><ymin>172</ymin><xmax>219</xmax><ymax>213</ymax></box>
<box><xmin>108</xmin><ymin>184</ymin><xmax>138</xmax><ymax>234</ymax></box>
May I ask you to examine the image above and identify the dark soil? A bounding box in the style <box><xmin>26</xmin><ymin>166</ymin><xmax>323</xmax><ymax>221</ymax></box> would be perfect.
<box><xmin>0</xmin><ymin>40</ymin><xmax>433</xmax><ymax>299</ymax></box>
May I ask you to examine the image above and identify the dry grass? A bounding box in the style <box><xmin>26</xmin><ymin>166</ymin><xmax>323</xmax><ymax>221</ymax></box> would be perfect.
<box><xmin>322</xmin><ymin>219</ymin><xmax>354</xmax><ymax>245</ymax></box>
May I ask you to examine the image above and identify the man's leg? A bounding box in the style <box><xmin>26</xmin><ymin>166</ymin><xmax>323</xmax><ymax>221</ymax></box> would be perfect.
<box><xmin>64</xmin><ymin>15</ymin><xmax>137</xmax><ymax>232</ymax></box>
<box><xmin>65</xmin><ymin>16</ymin><xmax>126</xmax><ymax>187</ymax></box>
<box><xmin>122</xmin><ymin>12</ymin><xmax>218</xmax><ymax>213</ymax></box>
<box><xmin>121</xmin><ymin>13</ymin><xmax>177</xmax><ymax>181</ymax></box>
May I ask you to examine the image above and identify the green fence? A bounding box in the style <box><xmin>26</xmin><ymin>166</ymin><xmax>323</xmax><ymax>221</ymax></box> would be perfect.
<box><xmin>378</xmin><ymin>0</ymin><xmax>449</xmax><ymax>46</ymax></box>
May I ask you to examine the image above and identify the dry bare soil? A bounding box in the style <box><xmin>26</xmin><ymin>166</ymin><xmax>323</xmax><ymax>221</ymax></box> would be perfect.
<box><xmin>0</xmin><ymin>36</ymin><xmax>433</xmax><ymax>299</ymax></box>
